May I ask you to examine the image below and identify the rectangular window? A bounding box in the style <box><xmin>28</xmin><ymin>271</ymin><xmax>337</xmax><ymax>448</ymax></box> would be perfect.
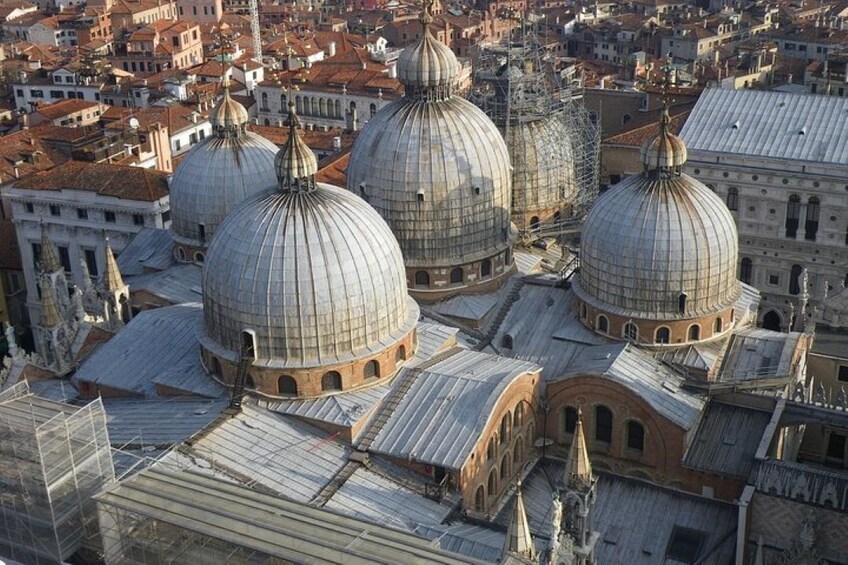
<box><xmin>768</xmin><ymin>274</ymin><xmax>779</xmax><ymax>285</ymax></box>
<box><xmin>31</xmin><ymin>89</ymin><xmax>43</xmax><ymax>98</ymax></box>
<box><xmin>32</xmin><ymin>243</ymin><xmax>42</xmax><ymax>268</ymax></box>
<box><xmin>174</xmin><ymin>139</ymin><xmax>181</xmax><ymax>151</ymax></box>
<box><xmin>838</xmin><ymin>366</ymin><xmax>848</xmax><ymax>382</ymax></box>
<box><xmin>25</xmin><ymin>202</ymin><xmax>34</xmax><ymax>213</ymax></box>
<box><xmin>16</xmin><ymin>89</ymin><xmax>23</xmax><ymax>97</ymax></box>
<box><xmin>189</xmin><ymin>132</ymin><xmax>198</xmax><ymax>145</ymax></box>
<box><xmin>84</xmin><ymin>248</ymin><xmax>98</xmax><ymax>277</ymax></box>
<box><xmin>77</xmin><ymin>208</ymin><xmax>88</xmax><ymax>220</ymax></box>
<box><xmin>133</xmin><ymin>214</ymin><xmax>145</xmax><ymax>226</ymax></box>
<box><xmin>162</xmin><ymin>210</ymin><xmax>171</xmax><ymax>224</ymax></box>
<box><xmin>58</xmin><ymin>246</ymin><xmax>71</xmax><ymax>273</ymax></box>
<box><xmin>50</xmin><ymin>90</ymin><xmax>64</xmax><ymax>99</ymax></box>
<box><xmin>49</xmin><ymin>204</ymin><xmax>60</xmax><ymax>216</ymax></box>
<box><xmin>199</xmin><ymin>129</ymin><xmax>205</xmax><ymax>140</ymax></box>
<box><xmin>105</xmin><ymin>211</ymin><xmax>116</xmax><ymax>223</ymax></box>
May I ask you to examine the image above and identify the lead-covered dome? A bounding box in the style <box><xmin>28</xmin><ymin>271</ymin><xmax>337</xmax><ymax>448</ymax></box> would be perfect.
<box><xmin>201</xmin><ymin>106</ymin><xmax>418</xmax><ymax>397</ymax></box>
<box><xmin>169</xmin><ymin>77</ymin><xmax>278</xmax><ymax>262</ymax></box>
<box><xmin>347</xmin><ymin>6</ymin><xmax>513</xmax><ymax>300</ymax></box>
<box><xmin>574</xmin><ymin>109</ymin><xmax>740</xmax><ymax>335</ymax></box>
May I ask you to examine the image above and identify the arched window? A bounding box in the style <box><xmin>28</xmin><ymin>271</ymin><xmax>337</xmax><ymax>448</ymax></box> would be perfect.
<box><xmin>263</xmin><ymin>118</ymin><xmax>270</xmax><ymax>126</ymax></box>
<box><xmin>280</xmin><ymin>93</ymin><xmax>286</xmax><ymax>109</ymax></box>
<box><xmin>529</xmin><ymin>216</ymin><xmax>540</xmax><ymax>232</ymax></box>
<box><xmin>563</xmin><ymin>406</ymin><xmax>577</xmax><ymax>436</ymax></box>
<box><xmin>414</xmin><ymin>270</ymin><xmax>430</xmax><ymax>288</ymax></box>
<box><xmin>295</xmin><ymin>95</ymin><xmax>302</xmax><ymax>115</ymax></box>
<box><xmin>655</xmin><ymin>326</ymin><xmax>670</xmax><ymax>344</ymax></box>
<box><xmin>501</xmin><ymin>334</ymin><xmax>514</xmax><ymax>349</ymax></box>
<box><xmin>481</xmin><ymin>259</ymin><xmax>492</xmax><ymax>278</ymax></box>
<box><xmin>622</xmin><ymin>113</ymin><xmax>631</xmax><ymax>125</ymax></box>
<box><xmin>487</xmin><ymin>469</ymin><xmax>497</xmax><ymax>496</ymax></box>
<box><xmin>763</xmin><ymin>310</ymin><xmax>781</xmax><ymax>331</ymax></box>
<box><xmin>261</xmin><ymin>91</ymin><xmax>268</xmax><ymax>109</ymax></box>
<box><xmin>580</xmin><ymin>303</ymin><xmax>587</xmax><ymax>319</ymax></box>
<box><xmin>726</xmin><ymin>187</ymin><xmax>739</xmax><ymax>211</ymax></box>
<box><xmin>369</xmin><ymin>102</ymin><xmax>376</xmax><ymax>117</ymax></box>
<box><xmin>785</xmin><ymin>194</ymin><xmax>801</xmax><ymax>238</ymax></box>
<box><xmin>623</xmin><ymin>322</ymin><xmax>638</xmax><ymax>342</ymax></box>
<box><xmin>176</xmin><ymin>247</ymin><xmax>186</xmax><ymax>261</ymax></box>
<box><xmin>474</xmin><ymin>486</ymin><xmax>485</xmax><ymax>512</ymax></box>
<box><xmin>688</xmin><ymin>324</ymin><xmax>700</xmax><ymax>341</ymax></box>
<box><xmin>595</xmin><ymin>405</ymin><xmax>613</xmax><ymax>443</ymax></box>
<box><xmin>322</xmin><ymin>371</ymin><xmax>342</xmax><ymax>391</ymax></box>
<box><xmin>245</xmin><ymin>374</ymin><xmax>255</xmax><ymax>388</ymax></box>
<box><xmin>487</xmin><ymin>436</ymin><xmax>496</xmax><ymax>461</ymax></box>
<box><xmin>349</xmin><ymin>100</ymin><xmax>356</xmax><ymax>112</ymax></box>
<box><xmin>513</xmin><ymin>444</ymin><xmax>521</xmax><ymax>467</ymax></box>
<box><xmin>278</xmin><ymin>375</ymin><xmax>297</xmax><ymax>396</ymax></box>
<box><xmin>193</xmin><ymin>251</ymin><xmax>204</xmax><ymax>263</ymax></box>
<box><xmin>515</xmin><ymin>404</ymin><xmax>524</xmax><ymax>427</ymax></box>
<box><xmin>396</xmin><ymin>345</ymin><xmax>406</xmax><ymax>362</ymax></box>
<box><xmin>626</xmin><ymin>420</ymin><xmax>645</xmax><ymax>452</ymax></box>
<box><xmin>500</xmin><ymin>453</ymin><xmax>510</xmax><ymax>481</ymax></box>
<box><xmin>363</xmin><ymin>360</ymin><xmax>380</xmax><ymax>381</ymax></box>
<box><xmin>597</xmin><ymin>315</ymin><xmax>609</xmax><ymax>333</ymax></box>
<box><xmin>500</xmin><ymin>412</ymin><xmax>512</xmax><ymax>443</ymax></box>
<box><xmin>805</xmin><ymin>196</ymin><xmax>820</xmax><ymax>241</ymax></box>
<box><xmin>450</xmin><ymin>267</ymin><xmax>464</xmax><ymax>284</ymax></box>
<box><xmin>334</xmin><ymin>99</ymin><xmax>341</xmax><ymax>118</ymax></box>
<box><xmin>789</xmin><ymin>264</ymin><xmax>803</xmax><ymax>295</ymax></box>
<box><xmin>319</xmin><ymin>98</ymin><xmax>326</xmax><ymax>117</ymax></box>
<box><xmin>678</xmin><ymin>293</ymin><xmax>687</xmax><ymax>314</ymax></box>
<box><xmin>714</xmin><ymin>318</ymin><xmax>723</xmax><ymax>333</ymax></box>
<box><xmin>240</xmin><ymin>330</ymin><xmax>256</xmax><ymax>358</ymax></box>
<box><xmin>740</xmin><ymin>257</ymin><xmax>753</xmax><ymax>284</ymax></box>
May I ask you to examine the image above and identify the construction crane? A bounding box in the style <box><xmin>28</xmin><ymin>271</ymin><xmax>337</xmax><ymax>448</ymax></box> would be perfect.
<box><xmin>250</xmin><ymin>0</ymin><xmax>262</xmax><ymax>63</ymax></box>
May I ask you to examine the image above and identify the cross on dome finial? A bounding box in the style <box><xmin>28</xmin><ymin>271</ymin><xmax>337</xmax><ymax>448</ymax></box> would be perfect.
<box><xmin>639</xmin><ymin>53</ymin><xmax>687</xmax><ymax>175</ymax></box>
<box><xmin>421</xmin><ymin>0</ymin><xmax>434</xmax><ymax>26</ymax></box>
<box><xmin>275</xmin><ymin>100</ymin><xmax>318</xmax><ymax>193</ymax></box>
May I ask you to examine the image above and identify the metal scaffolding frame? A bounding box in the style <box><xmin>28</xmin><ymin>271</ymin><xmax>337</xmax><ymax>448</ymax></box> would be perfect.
<box><xmin>469</xmin><ymin>18</ymin><xmax>600</xmax><ymax>243</ymax></box>
<box><xmin>0</xmin><ymin>381</ymin><xmax>115</xmax><ymax>565</ymax></box>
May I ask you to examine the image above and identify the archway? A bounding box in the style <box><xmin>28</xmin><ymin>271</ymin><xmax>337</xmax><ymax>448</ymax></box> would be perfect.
<box><xmin>762</xmin><ymin>310</ymin><xmax>781</xmax><ymax>332</ymax></box>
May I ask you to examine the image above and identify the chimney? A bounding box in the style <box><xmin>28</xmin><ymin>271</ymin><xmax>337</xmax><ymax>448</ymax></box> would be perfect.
<box><xmin>328</xmin><ymin>40</ymin><xmax>336</xmax><ymax>57</ymax></box>
<box><xmin>332</xmin><ymin>135</ymin><xmax>341</xmax><ymax>150</ymax></box>
<box><xmin>123</xmin><ymin>143</ymin><xmax>132</xmax><ymax>157</ymax></box>
<box><xmin>14</xmin><ymin>167</ymin><xmax>19</xmax><ymax>178</ymax></box>
<box><xmin>388</xmin><ymin>63</ymin><xmax>397</xmax><ymax>78</ymax></box>
<box><xmin>192</xmin><ymin>113</ymin><xmax>198</xmax><ymax>123</ymax></box>
<box><xmin>19</xmin><ymin>70</ymin><xmax>27</xmax><ymax>84</ymax></box>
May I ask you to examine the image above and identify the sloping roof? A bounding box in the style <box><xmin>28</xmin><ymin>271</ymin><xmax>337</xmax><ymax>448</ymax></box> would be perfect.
<box><xmin>369</xmin><ymin>350</ymin><xmax>541</xmax><ymax>470</ymax></box>
<box><xmin>716</xmin><ymin>327</ymin><xmax>802</xmax><ymax>383</ymax></box>
<box><xmin>34</xmin><ymin>98</ymin><xmax>102</xmax><ymax>120</ymax></box>
<box><xmin>102</xmin><ymin>397</ymin><xmax>227</xmax><ymax>448</ymax></box>
<box><xmin>93</xmin><ymin>468</ymin><xmax>482</xmax><ymax>564</ymax></box>
<box><xmin>684</xmin><ymin>400</ymin><xmax>772</xmax><ymax>478</ymax></box>
<box><xmin>0</xmin><ymin>218</ymin><xmax>22</xmax><ymax>271</ymax></box>
<box><xmin>12</xmin><ymin>160</ymin><xmax>169</xmax><ymax>202</ymax></box>
<box><xmin>604</xmin><ymin>107</ymin><xmax>692</xmax><ymax>146</ymax></box>
<box><xmin>126</xmin><ymin>263</ymin><xmax>203</xmax><ymax>305</ymax></box>
<box><xmin>680</xmin><ymin>88</ymin><xmax>848</xmax><ymax>166</ymax></box>
<box><xmin>560</xmin><ymin>343</ymin><xmax>704</xmax><ymax>429</ymax></box>
<box><xmin>116</xmin><ymin>227</ymin><xmax>175</xmax><ymax>275</ymax></box>
<box><xmin>73</xmin><ymin>303</ymin><xmax>221</xmax><ymax>398</ymax></box>
<box><xmin>0</xmin><ymin>127</ymin><xmax>70</xmax><ymax>184</ymax></box>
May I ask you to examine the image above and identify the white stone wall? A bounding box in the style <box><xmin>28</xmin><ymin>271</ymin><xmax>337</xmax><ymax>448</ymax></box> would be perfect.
<box><xmin>171</xmin><ymin>120</ymin><xmax>212</xmax><ymax>156</ymax></box>
<box><xmin>254</xmin><ymin>84</ymin><xmax>395</xmax><ymax>131</ymax></box>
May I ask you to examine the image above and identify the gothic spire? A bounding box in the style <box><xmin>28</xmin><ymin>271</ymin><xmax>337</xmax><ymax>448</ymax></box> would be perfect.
<box><xmin>103</xmin><ymin>237</ymin><xmax>124</xmax><ymax>293</ymax></box>
<box><xmin>564</xmin><ymin>409</ymin><xmax>593</xmax><ymax>490</ymax></box>
<box><xmin>503</xmin><ymin>481</ymin><xmax>535</xmax><ymax>560</ymax></box>
<box><xmin>39</xmin><ymin>275</ymin><xmax>62</xmax><ymax>327</ymax></box>
<box><xmin>39</xmin><ymin>222</ymin><xmax>61</xmax><ymax>273</ymax></box>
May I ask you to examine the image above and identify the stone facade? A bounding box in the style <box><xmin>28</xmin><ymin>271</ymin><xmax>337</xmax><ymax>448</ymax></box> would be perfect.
<box><xmin>407</xmin><ymin>249</ymin><xmax>514</xmax><ymax>303</ymax></box>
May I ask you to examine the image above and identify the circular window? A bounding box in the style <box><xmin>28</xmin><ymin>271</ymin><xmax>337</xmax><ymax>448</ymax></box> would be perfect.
<box><xmin>813</xmin><ymin>181</ymin><xmax>820</xmax><ymax>187</ymax></box>
<box><xmin>752</xmin><ymin>175</ymin><xmax>759</xmax><ymax>181</ymax></box>
<box><xmin>769</xmin><ymin>209</ymin><xmax>775</xmax><ymax>214</ymax></box>
<box><xmin>694</xmin><ymin>168</ymin><xmax>700</xmax><ymax>174</ymax></box>
<box><xmin>830</xmin><ymin>216</ymin><xmax>837</xmax><ymax>221</ymax></box>
<box><xmin>722</xmin><ymin>172</ymin><xmax>729</xmax><ymax>178</ymax></box>
<box><xmin>748</xmin><ymin>206</ymin><xmax>756</xmax><ymax>212</ymax></box>
<box><xmin>782</xmin><ymin>178</ymin><xmax>789</xmax><ymax>185</ymax></box>
<box><xmin>760</xmin><ymin>189</ymin><xmax>767</xmax><ymax>195</ymax></box>
<box><xmin>194</xmin><ymin>252</ymin><xmax>205</xmax><ymax>263</ymax></box>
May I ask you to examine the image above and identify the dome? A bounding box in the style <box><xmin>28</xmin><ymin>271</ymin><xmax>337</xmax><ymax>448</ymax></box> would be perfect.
<box><xmin>169</xmin><ymin>79</ymin><xmax>278</xmax><ymax>258</ymax></box>
<box><xmin>396</xmin><ymin>9</ymin><xmax>459</xmax><ymax>98</ymax></box>
<box><xmin>347</xmin><ymin>7</ymin><xmax>513</xmax><ymax>297</ymax></box>
<box><xmin>275</xmin><ymin>101</ymin><xmax>318</xmax><ymax>186</ymax></box>
<box><xmin>575</xmin><ymin>113</ymin><xmax>740</xmax><ymax>323</ymax></box>
<box><xmin>201</xmin><ymin>108</ymin><xmax>418</xmax><ymax>380</ymax></box>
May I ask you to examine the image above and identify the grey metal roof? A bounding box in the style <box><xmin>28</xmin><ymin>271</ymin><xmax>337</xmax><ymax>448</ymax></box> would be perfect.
<box><xmin>94</xmin><ymin>467</ymin><xmax>483</xmax><ymax>565</ymax></box>
<box><xmin>414</xmin><ymin>524</ymin><xmax>504</xmax><ymax>563</ymax></box>
<box><xmin>102</xmin><ymin>398</ymin><xmax>227</xmax><ymax>448</ymax></box>
<box><xmin>560</xmin><ymin>343</ymin><xmax>704</xmax><ymax>429</ymax></box>
<box><xmin>202</xmin><ymin>183</ymin><xmax>419</xmax><ymax>369</ymax></box>
<box><xmin>117</xmin><ymin>227</ymin><xmax>175</xmax><ymax>276</ymax></box>
<box><xmin>368</xmin><ymin>349</ymin><xmax>541</xmax><ymax>470</ymax></box>
<box><xmin>27</xmin><ymin>378</ymin><xmax>79</xmax><ymax>403</ymax></box>
<box><xmin>716</xmin><ymin>328</ymin><xmax>802</xmax><ymax>383</ymax></box>
<box><xmin>432</xmin><ymin>293</ymin><xmax>499</xmax><ymax>322</ymax></box>
<box><xmin>411</xmin><ymin>321</ymin><xmax>460</xmax><ymax>364</ymax></box>
<box><xmin>683</xmin><ymin>401</ymin><xmax>772</xmax><ymax>478</ymax></box>
<box><xmin>810</xmin><ymin>326</ymin><xmax>848</xmax><ymax>358</ymax></box>
<box><xmin>73</xmin><ymin>303</ymin><xmax>223</xmax><ymax>399</ymax></box>
<box><xmin>128</xmin><ymin>263</ymin><xmax>203</xmax><ymax>306</ymax></box>
<box><xmin>261</xmin><ymin>383</ymin><xmax>390</xmax><ymax>428</ymax></box>
<box><xmin>680</xmin><ymin>89</ymin><xmax>848</xmax><ymax>166</ymax></box>
<box><xmin>165</xmin><ymin>404</ymin><xmax>350</xmax><ymax>502</ymax></box>
<box><xmin>323</xmin><ymin>467</ymin><xmax>453</xmax><ymax>532</ymax></box>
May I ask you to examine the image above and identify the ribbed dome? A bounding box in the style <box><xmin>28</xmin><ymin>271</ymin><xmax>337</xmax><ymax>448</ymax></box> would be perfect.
<box><xmin>201</xmin><ymin>183</ymin><xmax>419</xmax><ymax>368</ymax></box>
<box><xmin>396</xmin><ymin>10</ymin><xmax>459</xmax><ymax>99</ymax></box>
<box><xmin>210</xmin><ymin>79</ymin><xmax>249</xmax><ymax>134</ymax></box>
<box><xmin>575</xmin><ymin>123</ymin><xmax>740</xmax><ymax>321</ymax></box>
<box><xmin>275</xmin><ymin>102</ymin><xmax>318</xmax><ymax>190</ymax></box>
<box><xmin>168</xmin><ymin>132</ymin><xmax>278</xmax><ymax>251</ymax></box>
<box><xmin>346</xmin><ymin>96</ymin><xmax>512</xmax><ymax>268</ymax></box>
<box><xmin>640</xmin><ymin>108</ymin><xmax>687</xmax><ymax>171</ymax></box>
<box><xmin>508</xmin><ymin>116</ymin><xmax>576</xmax><ymax>220</ymax></box>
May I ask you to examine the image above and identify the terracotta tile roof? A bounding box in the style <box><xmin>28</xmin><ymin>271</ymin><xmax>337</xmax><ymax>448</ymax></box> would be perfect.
<box><xmin>104</xmin><ymin>102</ymin><xmax>211</xmax><ymax>135</ymax></box>
<box><xmin>603</xmin><ymin>107</ymin><xmax>692</xmax><ymax>146</ymax></box>
<box><xmin>34</xmin><ymin>98</ymin><xmax>103</xmax><ymax>120</ymax></box>
<box><xmin>13</xmin><ymin>160</ymin><xmax>169</xmax><ymax>202</ymax></box>
<box><xmin>0</xmin><ymin>128</ymin><xmax>69</xmax><ymax>185</ymax></box>
<box><xmin>0</xmin><ymin>218</ymin><xmax>23</xmax><ymax>271</ymax></box>
<box><xmin>249</xmin><ymin>124</ymin><xmax>355</xmax><ymax>152</ymax></box>
<box><xmin>315</xmin><ymin>149</ymin><xmax>349</xmax><ymax>186</ymax></box>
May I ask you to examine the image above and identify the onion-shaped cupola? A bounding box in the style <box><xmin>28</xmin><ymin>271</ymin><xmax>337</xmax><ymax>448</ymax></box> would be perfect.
<box><xmin>346</xmin><ymin>2</ymin><xmax>514</xmax><ymax>301</ymax></box>
<box><xmin>200</xmin><ymin>104</ymin><xmax>419</xmax><ymax>398</ymax></box>
<box><xmin>573</xmin><ymin>106</ymin><xmax>741</xmax><ymax>345</ymax></box>
<box><xmin>168</xmin><ymin>72</ymin><xmax>278</xmax><ymax>264</ymax></box>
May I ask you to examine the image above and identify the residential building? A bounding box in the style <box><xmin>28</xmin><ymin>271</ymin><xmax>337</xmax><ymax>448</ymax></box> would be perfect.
<box><xmin>109</xmin><ymin>0</ymin><xmax>177</xmax><ymax>33</ymax></box>
<box><xmin>113</xmin><ymin>20</ymin><xmax>203</xmax><ymax>77</ymax></box>
<box><xmin>29</xmin><ymin>98</ymin><xmax>107</xmax><ymax>126</ymax></box>
<box><xmin>176</xmin><ymin>0</ymin><xmax>221</xmax><ymax>23</ymax></box>
<box><xmin>771</xmin><ymin>25</ymin><xmax>848</xmax><ymax>63</ymax></box>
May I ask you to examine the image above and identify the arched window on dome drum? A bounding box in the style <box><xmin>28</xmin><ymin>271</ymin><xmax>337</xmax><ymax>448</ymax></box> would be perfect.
<box><xmin>678</xmin><ymin>293</ymin><xmax>687</xmax><ymax>314</ymax></box>
<box><xmin>740</xmin><ymin>257</ymin><xmax>753</xmax><ymax>284</ymax></box>
<box><xmin>655</xmin><ymin>327</ymin><xmax>670</xmax><ymax>344</ymax></box>
<box><xmin>595</xmin><ymin>405</ymin><xmax>613</xmax><ymax>444</ymax></box>
<box><xmin>322</xmin><ymin>371</ymin><xmax>342</xmax><ymax>391</ymax></box>
<box><xmin>263</xmin><ymin>118</ymin><xmax>270</xmax><ymax>126</ymax></box>
<box><xmin>626</xmin><ymin>420</ymin><xmax>645</xmax><ymax>452</ymax></box>
<box><xmin>261</xmin><ymin>91</ymin><xmax>268</xmax><ymax>110</ymax></box>
<box><xmin>530</xmin><ymin>216</ymin><xmax>540</xmax><ymax>233</ymax></box>
<box><xmin>198</xmin><ymin>224</ymin><xmax>206</xmax><ymax>244</ymax></box>
<box><xmin>500</xmin><ymin>453</ymin><xmax>510</xmax><ymax>481</ymax></box>
<box><xmin>562</xmin><ymin>406</ymin><xmax>577</xmax><ymax>437</ymax></box>
<box><xmin>785</xmin><ymin>194</ymin><xmax>801</xmax><ymax>238</ymax></box>
<box><xmin>349</xmin><ymin>101</ymin><xmax>356</xmax><ymax>112</ymax></box>
<box><xmin>726</xmin><ymin>187</ymin><xmax>738</xmax><ymax>211</ymax></box>
<box><xmin>240</xmin><ymin>330</ymin><xmax>256</xmax><ymax>359</ymax></box>
<box><xmin>488</xmin><ymin>469</ymin><xmax>497</xmax><ymax>496</ymax></box>
<box><xmin>805</xmin><ymin>196</ymin><xmax>820</xmax><ymax>241</ymax></box>
<box><xmin>580</xmin><ymin>303</ymin><xmax>587</xmax><ymax>320</ymax></box>
<box><xmin>501</xmin><ymin>334</ymin><xmax>513</xmax><ymax>349</ymax></box>
<box><xmin>370</xmin><ymin>103</ymin><xmax>376</xmax><ymax>118</ymax></box>
<box><xmin>789</xmin><ymin>264</ymin><xmax>803</xmax><ymax>295</ymax></box>
<box><xmin>193</xmin><ymin>252</ymin><xmax>204</xmax><ymax>263</ymax></box>
<box><xmin>481</xmin><ymin>259</ymin><xmax>492</xmax><ymax>278</ymax></box>
<box><xmin>515</xmin><ymin>404</ymin><xmax>524</xmax><ymax>427</ymax></box>
<box><xmin>450</xmin><ymin>267</ymin><xmax>464</xmax><ymax>284</ymax></box>
<box><xmin>623</xmin><ymin>323</ymin><xmax>638</xmax><ymax>342</ymax></box>
<box><xmin>474</xmin><ymin>486</ymin><xmax>485</xmax><ymax>512</ymax></box>
<box><xmin>414</xmin><ymin>271</ymin><xmax>429</xmax><ymax>288</ymax></box>
<box><xmin>176</xmin><ymin>247</ymin><xmax>186</xmax><ymax>262</ymax></box>
<box><xmin>246</xmin><ymin>374</ymin><xmax>255</xmax><ymax>389</ymax></box>
<box><xmin>396</xmin><ymin>345</ymin><xmax>406</xmax><ymax>362</ymax></box>
<box><xmin>714</xmin><ymin>318</ymin><xmax>723</xmax><ymax>333</ymax></box>
<box><xmin>278</xmin><ymin>375</ymin><xmax>297</xmax><ymax>396</ymax></box>
<box><xmin>363</xmin><ymin>360</ymin><xmax>380</xmax><ymax>381</ymax></box>
<box><xmin>597</xmin><ymin>315</ymin><xmax>609</xmax><ymax>333</ymax></box>
<box><xmin>688</xmin><ymin>325</ymin><xmax>700</xmax><ymax>341</ymax></box>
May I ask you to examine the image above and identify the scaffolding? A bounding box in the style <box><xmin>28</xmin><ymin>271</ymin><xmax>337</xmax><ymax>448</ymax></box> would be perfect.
<box><xmin>469</xmin><ymin>18</ymin><xmax>600</xmax><ymax>243</ymax></box>
<box><xmin>0</xmin><ymin>381</ymin><xmax>115</xmax><ymax>565</ymax></box>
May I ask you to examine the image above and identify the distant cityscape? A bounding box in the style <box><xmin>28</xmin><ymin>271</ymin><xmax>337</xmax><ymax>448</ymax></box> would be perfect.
<box><xmin>0</xmin><ymin>0</ymin><xmax>847</xmax><ymax>563</ymax></box>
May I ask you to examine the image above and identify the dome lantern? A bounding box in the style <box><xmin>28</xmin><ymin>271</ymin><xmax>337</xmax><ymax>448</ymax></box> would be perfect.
<box><xmin>396</xmin><ymin>0</ymin><xmax>460</xmax><ymax>102</ymax></box>
<box><xmin>640</xmin><ymin>106</ymin><xmax>688</xmax><ymax>176</ymax></box>
<box><xmin>210</xmin><ymin>72</ymin><xmax>250</xmax><ymax>139</ymax></box>
<box><xmin>275</xmin><ymin>102</ymin><xmax>318</xmax><ymax>193</ymax></box>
